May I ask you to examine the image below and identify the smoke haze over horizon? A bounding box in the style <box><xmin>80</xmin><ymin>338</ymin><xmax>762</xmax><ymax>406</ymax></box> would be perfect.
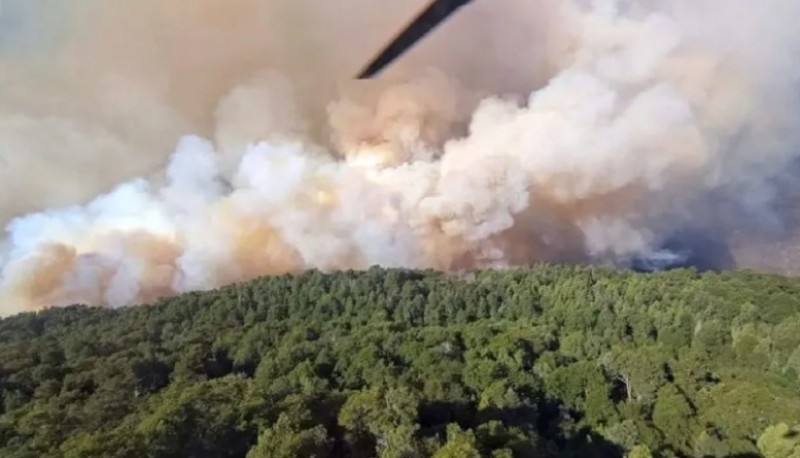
<box><xmin>1</xmin><ymin>0</ymin><xmax>800</xmax><ymax>316</ymax></box>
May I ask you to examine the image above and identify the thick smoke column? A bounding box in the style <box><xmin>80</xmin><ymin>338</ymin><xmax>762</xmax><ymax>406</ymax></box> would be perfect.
<box><xmin>1</xmin><ymin>0</ymin><xmax>799</xmax><ymax>315</ymax></box>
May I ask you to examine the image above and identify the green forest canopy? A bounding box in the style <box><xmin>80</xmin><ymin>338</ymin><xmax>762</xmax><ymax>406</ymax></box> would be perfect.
<box><xmin>0</xmin><ymin>264</ymin><xmax>799</xmax><ymax>457</ymax></box>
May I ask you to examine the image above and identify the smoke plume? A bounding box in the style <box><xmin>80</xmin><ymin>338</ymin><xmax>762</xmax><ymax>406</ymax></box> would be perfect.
<box><xmin>1</xmin><ymin>0</ymin><xmax>800</xmax><ymax>315</ymax></box>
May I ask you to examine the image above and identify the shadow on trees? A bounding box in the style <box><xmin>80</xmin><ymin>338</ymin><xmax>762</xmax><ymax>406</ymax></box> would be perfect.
<box><xmin>418</xmin><ymin>399</ymin><xmax>625</xmax><ymax>457</ymax></box>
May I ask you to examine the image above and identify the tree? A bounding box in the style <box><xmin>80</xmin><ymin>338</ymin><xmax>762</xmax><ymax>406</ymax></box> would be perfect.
<box><xmin>338</xmin><ymin>385</ymin><xmax>421</xmax><ymax>457</ymax></box>
<box><xmin>757</xmin><ymin>423</ymin><xmax>800</xmax><ymax>458</ymax></box>
<box><xmin>652</xmin><ymin>384</ymin><xmax>697</xmax><ymax>453</ymax></box>
<box><xmin>246</xmin><ymin>413</ymin><xmax>330</xmax><ymax>458</ymax></box>
<box><xmin>626</xmin><ymin>444</ymin><xmax>653</xmax><ymax>458</ymax></box>
<box><xmin>433</xmin><ymin>424</ymin><xmax>481</xmax><ymax>458</ymax></box>
<box><xmin>1</xmin><ymin>266</ymin><xmax>800</xmax><ymax>457</ymax></box>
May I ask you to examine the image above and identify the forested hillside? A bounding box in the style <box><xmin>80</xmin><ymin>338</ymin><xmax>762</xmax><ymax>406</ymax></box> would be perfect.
<box><xmin>0</xmin><ymin>265</ymin><xmax>799</xmax><ymax>458</ymax></box>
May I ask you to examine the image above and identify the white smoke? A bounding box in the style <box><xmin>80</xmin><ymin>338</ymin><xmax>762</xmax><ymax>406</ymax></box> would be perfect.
<box><xmin>1</xmin><ymin>0</ymin><xmax>800</xmax><ymax>315</ymax></box>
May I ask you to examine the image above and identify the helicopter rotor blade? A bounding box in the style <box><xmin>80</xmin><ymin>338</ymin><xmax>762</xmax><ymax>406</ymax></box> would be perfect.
<box><xmin>357</xmin><ymin>0</ymin><xmax>476</xmax><ymax>79</ymax></box>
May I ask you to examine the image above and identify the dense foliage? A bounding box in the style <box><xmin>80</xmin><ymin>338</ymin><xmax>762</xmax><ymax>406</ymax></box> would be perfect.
<box><xmin>0</xmin><ymin>265</ymin><xmax>799</xmax><ymax>457</ymax></box>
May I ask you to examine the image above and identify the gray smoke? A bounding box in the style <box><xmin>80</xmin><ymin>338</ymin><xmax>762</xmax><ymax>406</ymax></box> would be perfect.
<box><xmin>1</xmin><ymin>0</ymin><xmax>800</xmax><ymax>316</ymax></box>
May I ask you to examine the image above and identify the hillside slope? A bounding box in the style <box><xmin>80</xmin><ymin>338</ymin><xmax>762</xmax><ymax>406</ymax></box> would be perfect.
<box><xmin>0</xmin><ymin>265</ymin><xmax>799</xmax><ymax>457</ymax></box>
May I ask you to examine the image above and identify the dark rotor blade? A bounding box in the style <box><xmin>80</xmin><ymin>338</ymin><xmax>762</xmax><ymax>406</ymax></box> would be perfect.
<box><xmin>357</xmin><ymin>0</ymin><xmax>476</xmax><ymax>79</ymax></box>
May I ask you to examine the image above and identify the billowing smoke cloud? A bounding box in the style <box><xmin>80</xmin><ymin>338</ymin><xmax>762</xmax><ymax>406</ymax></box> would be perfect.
<box><xmin>1</xmin><ymin>0</ymin><xmax>799</xmax><ymax>316</ymax></box>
